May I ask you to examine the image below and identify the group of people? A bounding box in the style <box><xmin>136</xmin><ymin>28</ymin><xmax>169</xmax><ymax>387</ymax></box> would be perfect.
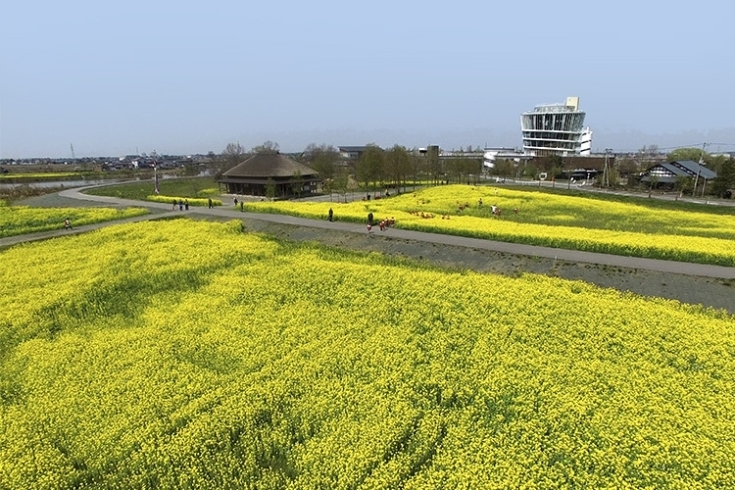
<box><xmin>366</xmin><ymin>212</ymin><xmax>396</xmax><ymax>233</ymax></box>
<box><xmin>378</xmin><ymin>217</ymin><xmax>395</xmax><ymax>231</ymax></box>
<box><xmin>172</xmin><ymin>199</ymin><xmax>189</xmax><ymax>211</ymax></box>
<box><xmin>408</xmin><ymin>211</ymin><xmax>435</xmax><ymax>219</ymax></box>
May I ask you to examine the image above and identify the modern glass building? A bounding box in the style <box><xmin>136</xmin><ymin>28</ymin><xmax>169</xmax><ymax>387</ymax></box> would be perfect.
<box><xmin>521</xmin><ymin>96</ymin><xmax>592</xmax><ymax>157</ymax></box>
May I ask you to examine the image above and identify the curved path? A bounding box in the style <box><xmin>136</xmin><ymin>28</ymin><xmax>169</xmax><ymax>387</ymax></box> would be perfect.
<box><xmin>2</xmin><ymin>187</ymin><xmax>734</xmax><ymax>281</ymax></box>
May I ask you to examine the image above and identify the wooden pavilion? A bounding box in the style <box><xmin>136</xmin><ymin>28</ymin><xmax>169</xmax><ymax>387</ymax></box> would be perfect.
<box><xmin>217</xmin><ymin>153</ymin><xmax>320</xmax><ymax>197</ymax></box>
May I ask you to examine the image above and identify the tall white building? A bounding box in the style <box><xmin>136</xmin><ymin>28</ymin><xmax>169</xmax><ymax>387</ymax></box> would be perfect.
<box><xmin>521</xmin><ymin>96</ymin><xmax>592</xmax><ymax>157</ymax></box>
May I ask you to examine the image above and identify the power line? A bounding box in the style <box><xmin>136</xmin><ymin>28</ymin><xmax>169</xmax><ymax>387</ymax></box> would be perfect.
<box><xmin>600</xmin><ymin>143</ymin><xmax>735</xmax><ymax>154</ymax></box>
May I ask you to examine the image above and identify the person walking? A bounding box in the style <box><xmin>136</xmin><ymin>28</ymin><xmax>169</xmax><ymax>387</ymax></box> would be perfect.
<box><xmin>64</xmin><ymin>218</ymin><xmax>72</xmax><ymax>230</ymax></box>
<box><xmin>208</xmin><ymin>198</ymin><xmax>213</xmax><ymax>209</ymax></box>
<box><xmin>178</xmin><ymin>199</ymin><xmax>184</xmax><ymax>211</ymax></box>
<box><xmin>328</xmin><ymin>208</ymin><xmax>333</xmax><ymax>222</ymax></box>
<box><xmin>184</xmin><ymin>200</ymin><xmax>189</xmax><ymax>211</ymax></box>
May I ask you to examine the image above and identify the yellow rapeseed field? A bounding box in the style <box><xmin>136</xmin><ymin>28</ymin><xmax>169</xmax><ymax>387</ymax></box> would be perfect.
<box><xmin>242</xmin><ymin>185</ymin><xmax>735</xmax><ymax>265</ymax></box>
<box><xmin>0</xmin><ymin>201</ymin><xmax>149</xmax><ymax>237</ymax></box>
<box><xmin>0</xmin><ymin>219</ymin><xmax>734</xmax><ymax>489</ymax></box>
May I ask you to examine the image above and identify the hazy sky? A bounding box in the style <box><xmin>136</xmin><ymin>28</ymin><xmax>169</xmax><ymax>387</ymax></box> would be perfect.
<box><xmin>2</xmin><ymin>0</ymin><xmax>735</xmax><ymax>158</ymax></box>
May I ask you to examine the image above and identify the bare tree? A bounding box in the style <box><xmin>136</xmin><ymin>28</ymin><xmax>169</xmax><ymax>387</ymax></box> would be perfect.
<box><xmin>384</xmin><ymin>145</ymin><xmax>411</xmax><ymax>193</ymax></box>
<box><xmin>223</xmin><ymin>142</ymin><xmax>246</xmax><ymax>166</ymax></box>
<box><xmin>290</xmin><ymin>169</ymin><xmax>303</xmax><ymax>199</ymax></box>
<box><xmin>355</xmin><ymin>144</ymin><xmax>384</xmax><ymax>197</ymax></box>
<box><xmin>252</xmin><ymin>141</ymin><xmax>280</xmax><ymax>154</ymax></box>
<box><xmin>214</xmin><ymin>142</ymin><xmax>248</xmax><ymax>179</ymax></box>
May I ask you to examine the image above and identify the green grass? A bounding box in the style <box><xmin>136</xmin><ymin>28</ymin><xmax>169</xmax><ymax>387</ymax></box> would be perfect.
<box><xmin>84</xmin><ymin>177</ymin><xmax>220</xmax><ymax>201</ymax></box>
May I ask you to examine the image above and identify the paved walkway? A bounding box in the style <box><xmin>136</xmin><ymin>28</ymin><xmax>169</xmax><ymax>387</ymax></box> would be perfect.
<box><xmin>2</xmin><ymin>187</ymin><xmax>734</xmax><ymax>280</ymax></box>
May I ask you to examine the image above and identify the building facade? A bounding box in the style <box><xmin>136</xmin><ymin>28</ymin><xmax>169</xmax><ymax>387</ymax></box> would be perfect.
<box><xmin>521</xmin><ymin>96</ymin><xmax>592</xmax><ymax>157</ymax></box>
<box><xmin>640</xmin><ymin>160</ymin><xmax>716</xmax><ymax>185</ymax></box>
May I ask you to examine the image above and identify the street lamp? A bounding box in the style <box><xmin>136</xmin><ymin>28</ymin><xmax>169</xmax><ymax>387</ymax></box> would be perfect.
<box><xmin>153</xmin><ymin>159</ymin><xmax>159</xmax><ymax>194</ymax></box>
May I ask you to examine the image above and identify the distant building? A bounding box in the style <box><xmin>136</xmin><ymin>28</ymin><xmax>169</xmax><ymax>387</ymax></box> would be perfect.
<box><xmin>482</xmin><ymin>147</ymin><xmax>532</xmax><ymax>169</ymax></box>
<box><xmin>640</xmin><ymin>160</ymin><xmax>716</xmax><ymax>185</ymax></box>
<box><xmin>217</xmin><ymin>153</ymin><xmax>320</xmax><ymax>197</ymax></box>
<box><xmin>338</xmin><ymin>146</ymin><xmax>376</xmax><ymax>160</ymax></box>
<box><xmin>521</xmin><ymin>96</ymin><xmax>593</xmax><ymax>157</ymax></box>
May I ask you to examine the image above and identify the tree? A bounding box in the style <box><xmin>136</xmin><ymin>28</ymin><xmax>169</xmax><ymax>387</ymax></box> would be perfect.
<box><xmin>708</xmin><ymin>154</ymin><xmax>730</xmax><ymax>176</ymax></box>
<box><xmin>712</xmin><ymin>158</ymin><xmax>735</xmax><ymax>198</ymax></box>
<box><xmin>355</xmin><ymin>144</ymin><xmax>384</xmax><ymax>197</ymax></box>
<box><xmin>617</xmin><ymin>157</ymin><xmax>640</xmax><ymax>179</ymax></box>
<box><xmin>265</xmin><ymin>178</ymin><xmax>277</xmax><ymax>200</ymax></box>
<box><xmin>220</xmin><ymin>142</ymin><xmax>246</xmax><ymax>176</ymax></box>
<box><xmin>668</xmin><ymin>147</ymin><xmax>710</xmax><ymax>163</ymax></box>
<box><xmin>333</xmin><ymin>167</ymin><xmax>349</xmax><ymax>202</ymax></box>
<box><xmin>443</xmin><ymin>158</ymin><xmax>461</xmax><ymax>183</ymax></box>
<box><xmin>548</xmin><ymin>155</ymin><xmax>564</xmax><ymax>180</ymax></box>
<box><xmin>252</xmin><ymin>141</ymin><xmax>279</xmax><ymax>154</ymax></box>
<box><xmin>384</xmin><ymin>145</ymin><xmax>411</xmax><ymax>193</ymax></box>
<box><xmin>183</xmin><ymin>160</ymin><xmax>199</xmax><ymax>177</ymax></box>
<box><xmin>290</xmin><ymin>169</ymin><xmax>303</xmax><ymax>199</ymax></box>
<box><xmin>493</xmin><ymin>159</ymin><xmax>515</xmax><ymax>180</ymax></box>
<box><xmin>521</xmin><ymin>161</ymin><xmax>539</xmax><ymax>180</ymax></box>
<box><xmin>673</xmin><ymin>175</ymin><xmax>692</xmax><ymax>200</ymax></box>
<box><xmin>426</xmin><ymin>146</ymin><xmax>442</xmax><ymax>184</ymax></box>
<box><xmin>648</xmin><ymin>174</ymin><xmax>659</xmax><ymax>198</ymax></box>
<box><xmin>303</xmin><ymin>143</ymin><xmax>339</xmax><ymax>181</ymax></box>
<box><xmin>223</xmin><ymin>142</ymin><xmax>246</xmax><ymax>166</ymax></box>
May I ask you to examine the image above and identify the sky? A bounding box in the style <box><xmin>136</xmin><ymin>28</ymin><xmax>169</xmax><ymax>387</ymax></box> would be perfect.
<box><xmin>2</xmin><ymin>0</ymin><xmax>735</xmax><ymax>159</ymax></box>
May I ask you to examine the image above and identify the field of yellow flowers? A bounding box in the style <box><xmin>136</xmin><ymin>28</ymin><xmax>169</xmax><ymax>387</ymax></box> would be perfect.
<box><xmin>1</xmin><ymin>219</ymin><xmax>734</xmax><ymax>489</ymax></box>
<box><xmin>0</xmin><ymin>200</ymin><xmax>148</xmax><ymax>238</ymax></box>
<box><xmin>242</xmin><ymin>185</ymin><xmax>735</xmax><ymax>266</ymax></box>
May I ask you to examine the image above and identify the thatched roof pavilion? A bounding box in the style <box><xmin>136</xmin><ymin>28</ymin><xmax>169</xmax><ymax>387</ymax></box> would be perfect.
<box><xmin>218</xmin><ymin>153</ymin><xmax>320</xmax><ymax>197</ymax></box>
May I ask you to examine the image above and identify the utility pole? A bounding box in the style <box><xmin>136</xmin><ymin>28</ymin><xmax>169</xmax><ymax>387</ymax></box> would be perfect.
<box><xmin>693</xmin><ymin>143</ymin><xmax>706</xmax><ymax>197</ymax></box>
<box><xmin>152</xmin><ymin>149</ymin><xmax>159</xmax><ymax>194</ymax></box>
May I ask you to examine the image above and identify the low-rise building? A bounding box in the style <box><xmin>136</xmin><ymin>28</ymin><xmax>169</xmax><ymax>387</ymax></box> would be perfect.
<box><xmin>218</xmin><ymin>153</ymin><xmax>320</xmax><ymax>197</ymax></box>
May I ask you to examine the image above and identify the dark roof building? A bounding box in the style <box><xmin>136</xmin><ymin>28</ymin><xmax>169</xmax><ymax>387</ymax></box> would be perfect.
<box><xmin>218</xmin><ymin>153</ymin><xmax>320</xmax><ymax>197</ymax></box>
<box><xmin>641</xmin><ymin>160</ymin><xmax>716</xmax><ymax>183</ymax></box>
<box><xmin>339</xmin><ymin>146</ymin><xmax>375</xmax><ymax>160</ymax></box>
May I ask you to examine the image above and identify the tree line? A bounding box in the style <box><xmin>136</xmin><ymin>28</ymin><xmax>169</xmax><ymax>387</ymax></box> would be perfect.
<box><xmin>214</xmin><ymin>141</ymin><xmax>485</xmax><ymax>199</ymax></box>
<box><xmin>215</xmin><ymin>141</ymin><xmax>735</xmax><ymax>199</ymax></box>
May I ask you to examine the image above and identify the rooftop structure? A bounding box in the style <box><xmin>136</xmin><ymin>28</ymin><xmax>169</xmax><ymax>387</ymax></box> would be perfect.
<box><xmin>482</xmin><ymin>147</ymin><xmax>532</xmax><ymax>169</ymax></box>
<box><xmin>641</xmin><ymin>160</ymin><xmax>716</xmax><ymax>184</ymax></box>
<box><xmin>521</xmin><ymin>96</ymin><xmax>592</xmax><ymax>157</ymax></box>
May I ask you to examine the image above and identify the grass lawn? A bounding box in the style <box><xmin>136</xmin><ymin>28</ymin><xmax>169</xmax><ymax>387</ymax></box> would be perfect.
<box><xmin>84</xmin><ymin>177</ymin><xmax>220</xmax><ymax>201</ymax></box>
